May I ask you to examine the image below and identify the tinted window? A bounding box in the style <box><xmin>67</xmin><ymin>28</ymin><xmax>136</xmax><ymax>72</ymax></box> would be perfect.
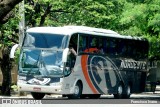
<box><xmin>78</xmin><ymin>34</ymin><xmax>88</xmax><ymax>53</ymax></box>
<box><xmin>77</xmin><ymin>33</ymin><xmax>148</xmax><ymax>59</ymax></box>
<box><xmin>69</xmin><ymin>34</ymin><xmax>78</xmax><ymax>52</ymax></box>
<box><xmin>24</xmin><ymin>33</ymin><xmax>68</xmax><ymax>49</ymax></box>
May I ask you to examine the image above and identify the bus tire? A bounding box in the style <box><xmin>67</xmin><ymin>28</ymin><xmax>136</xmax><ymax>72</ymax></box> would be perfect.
<box><xmin>114</xmin><ymin>84</ymin><xmax>123</xmax><ymax>99</ymax></box>
<box><xmin>123</xmin><ymin>85</ymin><xmax>131</xmax><ymax>99</ymax></box>
<box><xmin>68</xmin><ymin>82</ymin><xmax>82</xmax><ymax>99</ymax></box>
<box><xmin>31</xmin><ymin>92</ymin><xmax>45</xmax><ymax>100</ymax></box>
<box><xmin>151</xmin><ymin>82</ymin><xmax>156</xmax><ymax>92</ymax></box>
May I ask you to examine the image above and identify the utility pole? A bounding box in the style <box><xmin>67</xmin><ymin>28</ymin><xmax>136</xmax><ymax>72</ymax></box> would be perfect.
<box><xmin>19</xmin><ymin>0</ymin><xmax>25</xmax><ymax>46</ymax></box>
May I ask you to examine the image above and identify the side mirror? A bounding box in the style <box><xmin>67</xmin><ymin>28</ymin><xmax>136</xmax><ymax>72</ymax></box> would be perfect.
<box><xmin>10</xmin><ymin>44</ymin><xmax>19</xmax><ymax>58</ymax></box>
<box><xmin>62</xmin><ymin>48</ymin><xmax>69</xmax><ymax>63</ymax></box>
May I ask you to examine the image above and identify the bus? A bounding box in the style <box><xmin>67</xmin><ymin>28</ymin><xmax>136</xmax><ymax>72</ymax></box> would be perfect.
<box><xmin>18</xmin><ymin>26</ymin><xmax>149</xmax><ymax>99</ymax></box>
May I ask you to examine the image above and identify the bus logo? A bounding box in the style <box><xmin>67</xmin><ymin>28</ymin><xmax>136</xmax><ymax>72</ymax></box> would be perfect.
<box><xmin>120</xmin><ymin>60</ymin><xmax>146</xmax><ymax>70</ymax></box>
<box><xmin>82</xmin><ymin>55</ymin><xmax>120</xmax><ymax>94</ymax></box>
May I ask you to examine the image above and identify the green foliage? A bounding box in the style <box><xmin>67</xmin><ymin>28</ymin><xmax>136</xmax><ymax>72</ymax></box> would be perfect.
<box><xmin>11</xmin><ymin>85</ymin><xmax>18</xmax><ymax>91</ymax></box>
<box><xmin>0</xmin><ymin>6</ymin><xmax>19</xmax><ymax>47</ymax></box>
<box><xmin>24</xmin><ymin>0</ymin><xmax>126</xmax><ymax>29</ymax></box>
<box><xmin>119</xmin><ymin>0</ymin><xmax>160</xmax><ymax>58</ymax></box>
<box><xmin>119</xmin><ymin>3</ymin><xmax>148</xmax><ymax>36</ymax></box>
<box><xmin>59</xmin><ymin>0</ymin><xmax>125</xmax><ymax>29</ymax></box>
<box><xmin>15</xmin><ymin>48</ymin><xmax>20</xmax><ymax>64</ymax></box>
<box><xmin>0</xmin><ymin>0</ymin><xmax>160</xmax><ymax>59</ymax></box>
<box><xmin>144</xmin><ymin>34</ymin><xmax>160</xmax><ymax>59</ymax></box>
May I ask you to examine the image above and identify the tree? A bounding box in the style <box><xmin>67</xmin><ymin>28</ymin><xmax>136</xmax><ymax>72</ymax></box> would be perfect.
<box><xmin>118</xmin><ymin>0</ymin><xmax>160</xmax><ymax>58</ymax></box>
<box><xmin>0</xmin><ymin>0</ymin><xmax>125</xmax><ymax>95</ymax></box>
<box><xmin>24</xmin><ymin>0</ymin><xmax>125</xmax><ymax>30</ymax></box>
<box><xmin>0</xmin><ymin>46</ymin><xmax>12</xmax><ymax>95</ymax></box>
<box><xmin>0</xmin><ymin>0</ymin><xmax>23</xmax><ymax>24</ymax></box>
<box><xmin>0</xmin><ymin>0</ymin><xmax>160</xmax><ymax>95</ymax></box>
<box><xmin>0</xmin><ymin>0</ymin><xmax>22</xmax><ymax>95</ymax></box>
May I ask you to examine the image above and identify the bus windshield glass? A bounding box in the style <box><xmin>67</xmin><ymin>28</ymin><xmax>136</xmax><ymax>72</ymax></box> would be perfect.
<box><xmin>23</xmin><ymin>33</ymin><xmax>68</xmax><ymax>49</ymax></box>
<box><xmin>19</xmin><ymin>49</ymin><xmax>63</xmax><ymax>77</ymax></box>
<box><xmin>19</xmin><ymin>33</ymin><xmax>69</xmax><ymax>77</ymax></box>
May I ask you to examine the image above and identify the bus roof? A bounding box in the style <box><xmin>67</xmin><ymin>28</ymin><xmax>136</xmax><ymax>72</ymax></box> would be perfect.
<box><xmin>26</xmin><ymin>26</ymin><xmax>146</xmax><ymax>41</ymax></box>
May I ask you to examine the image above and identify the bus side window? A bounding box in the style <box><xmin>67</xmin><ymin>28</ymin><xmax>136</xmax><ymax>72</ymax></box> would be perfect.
<box><xmin>89</xmin><ymin>37</ymin><xmax>97</xmax><ymax>48</ymax></box>
<box><xmin>103</xmin><ymin>38</ymin><xmax>109</xmax><ymax>55</ymax></box>
<box><xmin>126</xmin><ymin>41</ymin><xmax>132</xmax><ymax>57</ymax></box>
<box><xmin>109</xmin><ymin>39</ymin><xmax>117</xmax><ymax>56</ymax></box>
<box><xmin>118</xmin><ymin>39</ymin><xmax>126</xmax><ymax>57</ymax></box>
<box><xmin>88</xmin><ymin>36</ymin><xmax>99</xmax><ymax>53</ymax></box>
<box><xmin>78</xmin><ymin>35</ymin><xmax>88</xmax><ymax>54</ymax></box>
<box><xmin>69</xmin><ymin>34</ymin><xmax>78</xmax><ymax>55</ymax></box>
<box><xmin>121</xmin><ymin>45</ymin><xmax>127</xmax><ymax>57</ymax></box>
<box><xmin>67</xmin><ymin>34</ymin><xmax>78</xmax><ymax>69</ymax></box>
<box><xmin>135</xmin><ymin>41</ymin><xmax>145</xmax><ymax>59</ymax></box>
<box><xmin>98</xmin><ymin>38</ymin><xmax>104</xmax><ymax>54</ymax></box>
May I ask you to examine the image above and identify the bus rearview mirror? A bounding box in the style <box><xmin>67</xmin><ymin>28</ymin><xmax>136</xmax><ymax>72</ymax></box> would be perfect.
<box><xmin>10</xmin><ymin>44</ymin><xmax>19</xmax><ymax>58</ymax></box>
<box><xmin>62</xmin><ymin>48</ymin><xmax>69</xmax><ymax>63</ymax></box>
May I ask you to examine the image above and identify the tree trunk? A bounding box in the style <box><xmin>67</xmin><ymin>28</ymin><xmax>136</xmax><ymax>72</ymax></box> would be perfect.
<box><xmin>0</xmin><ymin>46</ymin><xmax>12</xmax><ymax>96</ymax></box>
<box><xmin>0</xmin><ymin>0</ymin><xmax>23</xmax><ymax>24</ymax></box>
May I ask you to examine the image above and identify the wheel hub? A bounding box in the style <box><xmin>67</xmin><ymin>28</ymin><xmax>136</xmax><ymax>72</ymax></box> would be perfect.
<box><xmin>118</xmin><ymin>85</ymin><xmax>123</xmax><ymax>94</ymax></box>
<box><xmin>74</xmin><ymin>86</ymin><xmax>79</xmax><ymax>95</ymax></box>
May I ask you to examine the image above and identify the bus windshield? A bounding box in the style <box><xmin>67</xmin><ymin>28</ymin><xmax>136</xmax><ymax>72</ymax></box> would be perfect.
<box><xmin>19</xmin><ymin>49</ymin><xmax>63</xmax><ymax>77</ymax></box>
<box><xmin>23</xmin><ymin>33</ymin><xmax>68</xmax><ymax>49</ymax></box>
<box><xmin>19</xmin><ymin>33</ymin><xmax>69</xmax><ymax>77</ymax></box>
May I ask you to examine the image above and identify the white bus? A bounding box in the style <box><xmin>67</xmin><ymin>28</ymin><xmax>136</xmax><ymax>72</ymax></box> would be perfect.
<box><xmin>18</xmin><ymin>26</ymin><xmax>149</xmax><ymax>99</ymax></box>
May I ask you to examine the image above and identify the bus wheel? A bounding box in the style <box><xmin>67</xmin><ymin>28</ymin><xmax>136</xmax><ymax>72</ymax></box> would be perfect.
<box><xmin>68</xmin><ymin>82</ymin><xmax>82</xmax><ymax>99</ymax></box>
<box><xmin>123</xmin><ymin>85</ymin><xmax>131</xmax><ymax>99</ymax></box>
<box><xmin>31</xmin><ymin>92</ymin><xmax>45</xmax><ymax>100</ymax></box>
<box><xmin>114</xmin><ymin>84</ymin><xmax>123</xmax><ymax>99</ymax></box>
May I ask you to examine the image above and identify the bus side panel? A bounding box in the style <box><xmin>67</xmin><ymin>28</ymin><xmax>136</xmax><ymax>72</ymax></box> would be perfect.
<box><xmin>62</xmin><ymin>54</ymin><xmax>148</xmax><ymax>95</ymax></box>
<box><xmin>62</xmin><ymin>55</ymin><xmax>121</xmax><ymax>95</ymax></box>
<box><xmin>129</xmin><ymin>71</ymin><xmax>146</xmax><ymax>93</ymax></box>
<box><xmin>121</xmin><ymin>59</ymin><xmax>147</xmax><ymax>93</ymax></box>
<box><xmin>75</xmin><ymin>55</ymin><xmax>121</xmax><ymax>95</ymax></box>
<box><xmin>62</xmin><ymin>56</ymin><xmax>94</xmax><ymax>95</ymax></box>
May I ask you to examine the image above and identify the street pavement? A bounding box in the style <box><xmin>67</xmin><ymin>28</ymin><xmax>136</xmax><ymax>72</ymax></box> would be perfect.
<box><xmin>0</xmin><ymin>85</ymin><xmax>160</xmax><ymax>99</ymax></box>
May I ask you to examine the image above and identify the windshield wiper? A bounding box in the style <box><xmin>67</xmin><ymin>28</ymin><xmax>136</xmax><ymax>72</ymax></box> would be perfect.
<box><xmin>38</xmin><ymin>58</ymin><xmax>49</xmax><ymax>76</ymax></box>
<box><xmin>26</xmin><ymin>51</ymin><xmax>41</xmax><ymax>77</ymax></box>
<box><xmin>27</xmin><ymin>50</ymin><xmax>50</xmax><ymax>77</ymax></box>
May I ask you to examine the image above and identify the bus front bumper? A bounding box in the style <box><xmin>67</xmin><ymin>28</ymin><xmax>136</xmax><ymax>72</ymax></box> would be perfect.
<box><xmin>18</xmin><ymin>83</ymin><xmax>62</xmax><ymax>94</ymax></box>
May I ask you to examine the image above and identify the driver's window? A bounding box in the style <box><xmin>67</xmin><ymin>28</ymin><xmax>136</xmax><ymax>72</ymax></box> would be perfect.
<box><xmin>66</xmin><ymin>34</ymin><xmax>78</xmax><ymax>73</ymax></box>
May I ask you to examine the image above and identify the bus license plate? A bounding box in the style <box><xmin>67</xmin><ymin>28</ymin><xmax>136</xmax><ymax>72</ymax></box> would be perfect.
<box><xmin>33</xmin><ymin>87</ymin><xmax>41</xmax><ymax>91</ymax></box>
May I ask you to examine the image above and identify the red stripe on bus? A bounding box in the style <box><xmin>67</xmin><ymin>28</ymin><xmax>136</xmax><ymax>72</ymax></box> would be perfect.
<box><xmin>81</xmin><ymin>55</ymin><xmax>98</xmax><ymax>94</ymax></box>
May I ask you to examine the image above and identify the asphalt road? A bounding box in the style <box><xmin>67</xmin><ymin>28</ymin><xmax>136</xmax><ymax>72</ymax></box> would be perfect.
<box><xmin>1</xmin><ymin>86</ymin><xmax>160</xmax><ymax>104</ymax></box>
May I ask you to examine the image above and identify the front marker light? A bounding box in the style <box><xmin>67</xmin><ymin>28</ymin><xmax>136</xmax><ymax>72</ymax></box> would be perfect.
<box><xmin>50</xmin><ymin>82</ymin><xmax>62</xmax><ymax>86</ymax></box>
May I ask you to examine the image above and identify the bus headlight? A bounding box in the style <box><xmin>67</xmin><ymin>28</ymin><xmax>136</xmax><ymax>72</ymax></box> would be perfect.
<box><xmin>50</xmin><ymin>82</ymin><xmax>62</xmax><ymax>86</ymax></box>
<box><xmin>18</xmin><ymin>80</ymin><xmax>27</xmax><ymax>84</ymax></box>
